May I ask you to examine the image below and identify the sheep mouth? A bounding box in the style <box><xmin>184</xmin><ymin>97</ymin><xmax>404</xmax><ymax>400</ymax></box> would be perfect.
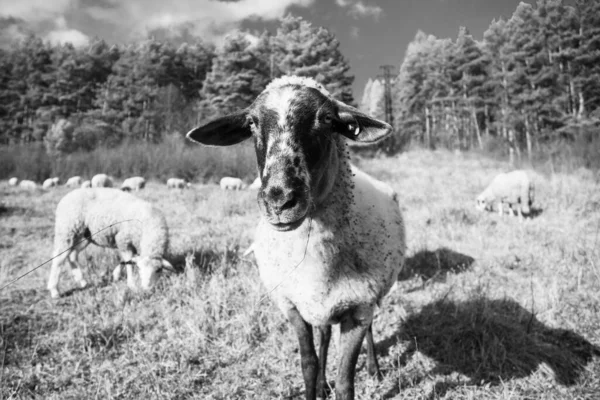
<box><xmin>269</xmin><ymin>214</ymin><xmax>307</xmax><ymax>232</ymax></box>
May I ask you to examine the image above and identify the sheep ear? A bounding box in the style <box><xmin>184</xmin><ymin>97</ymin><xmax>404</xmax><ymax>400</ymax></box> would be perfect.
<box><xmin>334</xmin><ymin>101</ymin><xmax>392</xmax><ymax>143</ymax></box>
<box><xmin>186</xmin><ymin>110</ymin><xmax>252</xmax><ymax>147</ymax></box>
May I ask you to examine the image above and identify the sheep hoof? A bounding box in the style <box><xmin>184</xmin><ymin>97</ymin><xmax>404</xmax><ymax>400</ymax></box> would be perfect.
<box><xmin>49</xmin><ymin>289</ymin><xmax>60</xmax><ymax>299</ymax></box>
<box><xmin>78</xmin><ymin>279</ymin><xmax>88</xmax><ymax>289</ymax></box>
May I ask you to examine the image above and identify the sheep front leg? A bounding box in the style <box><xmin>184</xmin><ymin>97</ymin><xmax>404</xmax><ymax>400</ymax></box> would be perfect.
<box><xmin>336</xmin><ymin>315</ymin><xmax>369</xmax><ymax>400</ymax></box>
<box><xmin>316</xmin><ymin>325</ymin><xmax>331</xmax><ymax>399</ymax></box>
<box><xmin>286</xmin><ymin>307</ymin><xmax>318</xmax><ymax>400</ymax></box>
<box><xmin>48</xmin><ymin>250</ymin><xmax>69</xmax><ymax>298</ymax></box>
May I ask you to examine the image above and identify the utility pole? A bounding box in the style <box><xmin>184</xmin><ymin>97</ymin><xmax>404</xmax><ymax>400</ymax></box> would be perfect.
<box><xmin>377</xmin><ymin>65</ymin><xmax>397</xmax><ymax>130</ymax></box>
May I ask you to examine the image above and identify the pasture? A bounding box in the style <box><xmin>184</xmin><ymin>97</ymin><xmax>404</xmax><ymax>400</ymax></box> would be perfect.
<box><xmin>1</xmin><ymin>149</ymin><xmax>599</xmax><ymax>399</ymax></box>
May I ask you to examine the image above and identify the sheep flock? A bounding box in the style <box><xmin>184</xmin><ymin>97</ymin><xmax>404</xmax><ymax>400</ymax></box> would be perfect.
<box><xmin>3</xmin><ymin>75</ymin><xmax>549</xmax><ymax>400</ymax></box>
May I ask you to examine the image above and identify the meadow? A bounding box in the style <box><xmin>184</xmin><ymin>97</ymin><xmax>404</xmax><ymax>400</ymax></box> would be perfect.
<box><xmin>1</xmin><ymin>149</ymin><xmax>599</xmax><ymax>399</ymax></box>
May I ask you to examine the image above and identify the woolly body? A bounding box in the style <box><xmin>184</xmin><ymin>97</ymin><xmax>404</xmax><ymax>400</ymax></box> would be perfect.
<box><xmin>43</xmin><ymin>177</ymin><xmax>59</xmax><ymax>189</ymax></box>
<box><xmin>48</xmin><ymin>188</ymin><xmax>169</xmax><ymax>298</ymax></box>
<box><xmin>19</xmin><ymin>180</ymin><xmax>37</xmax><ymax>190</ymax></box>
<box><xmin>167</xmin><ymin>178</ymin><xmax>190</xmax><ymax>189</ymax></box>
<box><xmin>477</xmin><ymin>170</ymin><xmax>534</xmax><ymax>215</ymax></box>
<box><xmin>65</xmin><ymin>176</ymin><xmax>83</xmax><ymax>188</ymax></box>
<box><xmin>219</xmin><ymin>177</ymin><xmax>245</xmax><ymax>190</ymax></box>
<box><xmin>91</xmin><ymin>174</ymin><xmax>113</xmax><ymax>188</ymax></box>
<box><xmin>121</xmin><ymin>176</ymin><xmax>146</xmax><ymax>191</ymax></box>
<box><xmin>81</xmin><ymin>180</ymin><xmax>91</xmax><ymax>188</ymax></box>
<box><xmin>8</xmin><ymin>177</ymin><xmax>18</xmax><ymax>186</ymax></box>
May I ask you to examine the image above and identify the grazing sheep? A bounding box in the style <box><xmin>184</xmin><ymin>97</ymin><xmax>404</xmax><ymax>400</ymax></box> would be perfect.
<box><xmin>91</xmin><ymin>174</ymin><xmax>113</xmax><ymax>188</ymax></box>
<box><xmin>249</xmin><ymin>176</ymin><xmax>261</xmax><ymax>190</ymax></box>
<box><xmin>8</xmin><ymin>177</ymin><xmax>18</xmax><ymax>186</ymax></box>
<box><xmin>19</xmin><ymin>180</ymin><xmax>37</xmax><ymax>190</ymax></box>
<box><xmin>219</xmin><ymin>176</ymin><xmax>246</xmax><ymax>190</ymax></box>
<box><xmin>476</xmin><ymin>170</ymin><xmax>534</xmax><ymax>219</ymax></box>
<box><xmin>167</xmin><ymin>178</ymin><xmax>191</xmax><ymax>189</ymax></box>
<box><xmin>65</xmin><ymin>176</ymin><xmax>83</xmax><ymax>188</ymax></box>
<box><xmin>43</xmin><ymin>177</ymin><xmax>60</xmax><ymax>189</ymax></box>
<box><xmin>81</xmin><ymin>180</ymin><xmax>91</xmax><ymax>188</ymax></box>
<box><xmin>121</xmin><ymin>176</ymin><xmax>146</xmax><ymax>191</ymax></box>
<box><xmin>187</xmin><ymin>75</ymin><xmax>406</xmax><ymax>400</ymax></box>
<box><xmin>47</xmin><ymin>188</ymin><xmax>172</xmax><ymax>299</ymax></box>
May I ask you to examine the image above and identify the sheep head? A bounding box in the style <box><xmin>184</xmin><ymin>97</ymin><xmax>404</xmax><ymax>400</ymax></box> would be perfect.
<box><xmin>187</xmin><ymin>76</ymin><xmax>392</xmax><ymax>231</ymax></box>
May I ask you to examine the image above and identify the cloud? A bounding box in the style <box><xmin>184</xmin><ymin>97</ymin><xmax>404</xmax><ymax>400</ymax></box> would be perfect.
<box><xmin>350</xmin><ymin>26</ymin><xmax>359</xmax><ymax>38</ymax></box>
<box><xmin>335</xmin><ymin>0</ymin><xmax>382</xmax><ymax>20</ymax></box>
<box><xmin>0</xmin><ymin>0</ymin><xmax>315</xmax><ymax>46</ymax></box>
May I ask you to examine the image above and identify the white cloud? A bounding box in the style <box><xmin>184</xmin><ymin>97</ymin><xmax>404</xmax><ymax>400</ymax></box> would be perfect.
<box><xmin>350</xmin><ymin>26</ymin><xmax>359</xmax><ymax>38</ymax></box>
<box><xmin>0</xmin><ymin>0</ymin><xmax>76</xmax><ymax>21</ymax></box>
<box><xmin>335</xmin><ymin>0</ymin><xmax>382</xmax><ymax>20</ymax></box>
<box><xmin>46</xmin><ymin>28</ymin><xmax>89</xmax><ymax>47</ymax></box>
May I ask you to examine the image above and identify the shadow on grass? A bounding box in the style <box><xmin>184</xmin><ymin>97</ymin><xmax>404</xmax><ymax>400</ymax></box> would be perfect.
<box><xmin>399</xmin><ymin>247</ymin><xmax>475</xmax><ymax>282</ymax></box>
<box><xmin>379</xmin><ymin>297</ymin><xmax>600</xmax><ymax>397</ymax></box>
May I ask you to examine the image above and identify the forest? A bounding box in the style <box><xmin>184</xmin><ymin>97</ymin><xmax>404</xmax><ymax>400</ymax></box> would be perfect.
<box><xmin>1</xmin><ymin>0</ymin><xmax>599</xmax><ymax>179</ymax></box>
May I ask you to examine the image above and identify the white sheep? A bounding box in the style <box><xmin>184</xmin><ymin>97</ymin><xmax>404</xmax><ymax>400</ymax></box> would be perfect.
<box><xmin>249</xmin><ymin>176</ymin><xmax>261</xmax><ymax>190</ymax></box>
<box><xmin>121</xmin><ymin>176</ymin><xmax>146</xmax><ymax>191</ymax></box>
<box><xmin>8</xmin><ymin>177</ymin><xmax>18</xmax><ymax>186</ymax></box>
<box><xmin>219</xmin><ymin>176</ymin><xmax>246</xmax><ymax>190</ymax></box>
<box><xmin>19</xmin><ymin>180</ymin><xmax>38</xmax><ymax>190</ymax></box>
<box><xmin>167</xmin><ymin>178</ymin><xmax>191</xmax><ymax>189</ymax></box>
<box><xmin>42</xmin><ymin>177</ymin><xmax>60</xmax><ymax>189</ymax></box>
<box><xmin>476</xmin><ymin>170</ymin><xmax>534</xmax><ymax>219</ymax></box>
<box><xmin>91</xmin><ymin>174</ymin><xmax>113</xmax><ymax>188</ymax></box>
<box><xmin>65</xmin><ymin>176</ymin><xmax>83</xmax><ymax>188</ymax></box>
<box><xmin>187</xmin><ymin>75</ymin><xmax>406</xmax><ymax>400</ymax></box>
<box><xmin>47</xmin><ymin>188</ymin><xmax>173</xmax><ymax>298</ymax></box>
<box><xmin>81</xmin><ymin>180</ymin><xmax>91</xmax><ymax>188</ymax></box>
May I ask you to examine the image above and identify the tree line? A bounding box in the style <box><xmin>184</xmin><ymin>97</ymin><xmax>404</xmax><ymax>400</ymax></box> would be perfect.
<box><xmin>362</xmin><ymin>0</ymin><xmax>600</xmax><ymax>163</ymax></box>
<box><xmin>0</xmin><ymin>15</ymin><xmax>354</xmax><ymax>156</ymax></box>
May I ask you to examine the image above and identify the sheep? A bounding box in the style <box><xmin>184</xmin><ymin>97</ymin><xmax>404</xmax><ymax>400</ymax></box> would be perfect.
<box><xmin>121</xmin><ymin>176</ymin><xmax>146</xmax><ymax>192</ymax></box>
<box><xmin>187</xmin><ymin>75</ymin><xmax>406</xmax><ymax>400</ymax></box>
<box><xmin>476</xmin><ymin>170</ymin><xmax>534</xmax><ymax>219</ymax></box>
<box><xmin>47</xmin><ymin>188</ymin><xmax>173</xmax><ymax>299</ymax></box>
<box><xmin>8</xmin><ymin>177</ymin><xmax>18</xmax><ymax>186</ymax></box>
<box><xmin>91</xmin><ymin>174</ymin><xmax>113</xmax><ymax>188</ymax></box>
<box><xmin>249</xmin><ymin>176</ymin><xmax>261</xmax><ymax>190</ymax></box>
<box><xmin>65</xmin><ymin>176</ymin><xmax>83</xmax><ymax>188</ymax></box>
<box><xmin>42</xmin><ymin>177</ymin><xmax>60</xmax><ymax>189</ymax></box>
<box><xmin>19</xmin><ymin>180</ymin><xmax>37</xmax><ymax>190</ymax></box>
<box><xmin>167</xmin><ymin>178</ymin><xmax>191</xmax><ymax>189</ymax></box>
<box><xmin>81</xmin><ymin>180</ymin><xmax>91</xmax><ymax>188</ymax></box>
<box><xmin>219</xmin><ymin>176</ymin><xmax>246</xmax><ymax>190</ymax></box>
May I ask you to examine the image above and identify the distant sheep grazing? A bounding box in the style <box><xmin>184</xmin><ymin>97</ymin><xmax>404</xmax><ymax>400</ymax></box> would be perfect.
<box><xmin>8</xmin><ymin>177</ymin><xmax>18</xmax><ymax>186</ymax></box>
<box><xmin>19</xmin><ymin>180</ymin><xmax>37</xmax><ymax>190</ymax></box>
<box><xmin>91</xmin><ymin>174</ymin><xmax>113</xmax><ymax>188</ymax></box>
<box><xmin>167</xmin><ymin>178</ymin><xmax>191</xmax><ymax>189</ymax></box>
<box><xmin>219</xmin><ymin>177</ymin><xmax>246</xmax><ymax>190</ymax></box>
<box><xmin>187</xmin><ymin>75</ymin><xmax>406</xmax><ymax>400</ymax></box>
<box><xmin>43</xmin><ymin>177</ymin><xmax>60</xmax><ymax>189</ymax></box>
<box><xmin>249</xmin><ymin>176</ymin><xmax>261</xmax><ymax>190</ymax></box>
<box><xmin>65</xmin><ymin>176</ymin><xmax>83</xmax><ymax>188</ymax></box>
<box><xmin>476</xmin><ymin>170</ymin><xmax>534</xmax><ymax>219</ymax></box>
<box><xmin>47</xmin><ymin>188</ymin><xmax>172</xmax><ymax>298</ymax></box>
<box><xmin>81</xmin><ymin>180</ymin><xmax>91</xmax><ymax>188</ymax></box>
<box><xmin>121</xmin><ymin>176</ymin><xmax>146</xmax><ymax>191</ymax></box>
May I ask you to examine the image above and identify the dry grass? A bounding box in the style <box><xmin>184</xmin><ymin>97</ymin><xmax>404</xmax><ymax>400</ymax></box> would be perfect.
<box><xmin>1</xmin><ymin>149</ymin><xmax>599</xmax><ymax>399</ymax></box>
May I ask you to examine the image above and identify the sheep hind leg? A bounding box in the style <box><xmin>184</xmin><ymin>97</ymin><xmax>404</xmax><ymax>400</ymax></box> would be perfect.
<box><xmin>365</xmin><ymin>323</ymin><xmax>382</xmax><ymax>380</ymax></box>
<box><xmin>316</xmin><ymin>325</ymin><xmax>331</xmax><ymax>399</ymax></box>
<box><xmin>336</xmin><ymin>315</ymin><xmax>369</xmax><ymax>400</ymax></box>
<box><xmin>67</xmin><ymin>240</ymin><xmax>90</xmax><ymax>289</ymax></box>
<box><xmin>286</xmin><ymin>307</ymin><xmax>318</xmax><ymax>400</ymax></box>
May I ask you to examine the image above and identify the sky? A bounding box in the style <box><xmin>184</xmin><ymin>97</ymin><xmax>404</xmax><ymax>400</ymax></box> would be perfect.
<box><xmin>0</xmin><ymin>0</ymin><xmax>528</xmax><ymax>100</ymax></box>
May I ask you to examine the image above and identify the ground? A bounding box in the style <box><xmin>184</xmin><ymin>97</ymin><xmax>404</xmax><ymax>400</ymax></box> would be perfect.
<box><xmin>1</xmin><ymin>149</ymin><xmax>599</xmax><ymax>399</ymax></box>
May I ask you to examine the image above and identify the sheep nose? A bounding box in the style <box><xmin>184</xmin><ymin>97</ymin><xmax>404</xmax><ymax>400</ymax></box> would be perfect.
<box><xmin>267</xmin><ymin>186</ymin><xmax>298</xmax><ymax>215</ymax></box>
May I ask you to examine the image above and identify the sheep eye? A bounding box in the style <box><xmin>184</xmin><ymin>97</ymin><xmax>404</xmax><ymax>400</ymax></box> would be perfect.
<box><xmin>322</xmin><ymin>115</ymin><xmax>333</xmax><ymax>124</ymax></box>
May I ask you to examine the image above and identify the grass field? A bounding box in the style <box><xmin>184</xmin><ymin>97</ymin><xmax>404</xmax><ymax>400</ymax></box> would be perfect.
<box><xmin>1</xmin><ymin>149</ymin><xmax>599</xmax><ymax>399</ymax></box>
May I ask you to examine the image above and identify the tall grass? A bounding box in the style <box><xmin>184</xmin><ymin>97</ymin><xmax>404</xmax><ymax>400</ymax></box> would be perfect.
<box><xmin>0</xmin><ymin>135</ymin><xmax>257</xmax><ymax>183</ymax></box>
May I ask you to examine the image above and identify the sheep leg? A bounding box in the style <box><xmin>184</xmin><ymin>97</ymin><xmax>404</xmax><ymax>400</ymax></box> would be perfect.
<box><xmin>316</xmin><ymin>325</ymin><xmax>331</xmax><ymax>399</ymax></box>
<box><xmin>286</xmin><ymin>307</ymin><xmax>318</xmax><ymax>400</ymax></box>
<box><xmin>126</xmin><ymin>263</ymin><xmax>136</xmax><ymax>290</ymax></box>
<box><xmin>498</xmin><ymin>201</ymin><xmax>503</xmax><ymax>216</ymax></box>
<box><xmin>113</xmin><ymin>251</ymin><xmax>134</xmax><ymax>282</ymax></box>
<box><xmin>365</xmin><ymin>323</ymin><xmax>381</xmax><ymax>379</ymax></box>
<box><xmin>335</xmin><ymin>316</ymin><xmax>369</xmax><ymax>400</ymax></box>
<box><xmin>47</xmin><ymin>250</ymin><xmax>70</xmax><ymax>298</ymax></box>
<box><xmin>67</xmin><ymin>241</ymin><xmax>89</xmax><ymax>289</ymax></box>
